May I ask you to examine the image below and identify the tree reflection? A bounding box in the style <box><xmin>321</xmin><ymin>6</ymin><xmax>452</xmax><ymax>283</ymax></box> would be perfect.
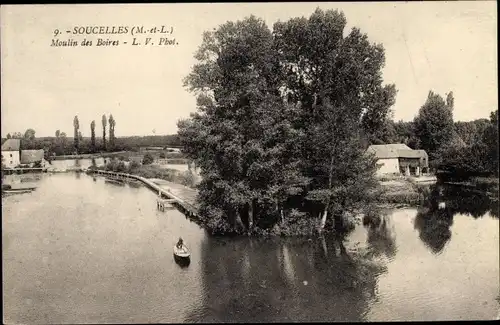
<box><xmin>415</xmin><ymin>184</ymin><xmax>498</xmax><ymax>254</ymax></box>
<box><xmin>184</xmin><ymin>235</ymin><xmax>387</xmax><ymax>322</ymax></box>
<box><xmin>431</xmin><ymin>184</ymin><xmax>497</xmax><ymax>218</ymax></box>
<box><xmin>490</xmin><ymin>199</ymin><xmax>499</xmax><ymax>219</ymax></box>
<box><xmin>414</xmin><ymin>206</ymin><xmax>454</xmax><ymax>254</ymax></box>
<box><xmin>362</xmin><ymin>212</ymin><xmax>397</xmax><ymax>259</ymax></box>
<box><xmin>442</xmin><ymin>186</ymin><xmax>493</xmax><ymax>218</ymax></box>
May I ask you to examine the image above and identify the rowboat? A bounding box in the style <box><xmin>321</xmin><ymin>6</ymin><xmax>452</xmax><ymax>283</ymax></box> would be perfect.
<box><xmin>173</xmin><ymin>245</ymin><xmax>191</xmax><ymax>260</ymax></box>
<box><xmin>173</xmin><ymin>245</ymin><xmax>191</xmax><ymax>267</ymax></box>
<box><xmin>2</xmin><ymin>184</ymin><xmax>36</xmax><ymax>195</ymax></box>
<box><xmin>2</xmin><ymin>188</ymin><xmax>34</xmax><ymax>195</ymax></box>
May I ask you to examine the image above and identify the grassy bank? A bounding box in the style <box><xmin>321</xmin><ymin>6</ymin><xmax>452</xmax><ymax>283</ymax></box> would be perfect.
<box><xmin>378</xmin><ymin>177</ymin><xmax>431</xmax><ymax>206</ymax></box>
<box><xmin>128</xmin><ymin>165</ymin><xmax>196</xmax><ymax>188</ymax></box>
<box><xmin>53</xmin><ymin>150</ymin><xmax>187</xmax><ymax>161</ymax></box>
<box><xmin>52</xmin><ymin>151</ymin><xmax>127</xmax><ymax>160</ymax></box>
<box><xmin>92</xmin><ymin>160</ymin><xmax>197</xmax><ymax>188</ymax></box>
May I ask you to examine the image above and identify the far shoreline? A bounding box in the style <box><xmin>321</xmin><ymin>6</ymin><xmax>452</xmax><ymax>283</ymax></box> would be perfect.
<box><xmin>49</xmin><ymin>151</ymin><xmax>128</xmax><ymax>160</ymax></box>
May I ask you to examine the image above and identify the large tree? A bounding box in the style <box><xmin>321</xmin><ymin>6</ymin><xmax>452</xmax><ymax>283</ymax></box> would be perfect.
<box><xmin>73</xmin><ymin>116</ymin><xmax>80</xmax><ymax>152</ymax></box>
<box><xmin>90</xmin><ymin>120</ymin><xmax>96</xmax><ymax>152</ymax></box>
<box><xmin>273</xmin><ymin>8</ymin><xmax>389</xmax><ymax>231</ymax></box>
<box><xmin>108</xmin><ymin>114</ymin><xmax>116</xmax><ymax>149</ymax></box>
<box><xmin>482</xmin><ymin>110</ymin><xmax>498</xmax><ymax>175</ymax></box>
<box><xmin>102</xmin><ymin>114</ymin><xmax>107</xmax><ymax>151</ymax></box>
<box><xmin>53</xmin><ymin>129</ymin><xmax>63</xmax><ymax>155</ymax></box>
<box><xmin>24</xmin><ymin>128</ymin><xmax>36</xmax><ymax>140</ymax></box>
<box><xmin>414</xmin><ymin>91</ymin><xmax>454</xmax><ymax>163</ymax></box>
<box><xmin>179</xmin><ymin>9</ymin><xmax>388</xmax><ymax>235</ymax></box>
<box><xmin>181</xmin><ymin>15</ymin><xmax>280</xmax><ymax>233</ymax></box>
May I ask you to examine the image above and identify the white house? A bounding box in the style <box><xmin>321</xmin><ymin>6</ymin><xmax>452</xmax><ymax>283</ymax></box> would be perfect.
<box><xmin>366</xmin><ymin>143</ymin><xmax>429</xmax><ymax>177</ymax></box>
<box><xmin>1</xmin><ymin>139</ymin><xmax>21</xmax><ymax>168</ymax></box>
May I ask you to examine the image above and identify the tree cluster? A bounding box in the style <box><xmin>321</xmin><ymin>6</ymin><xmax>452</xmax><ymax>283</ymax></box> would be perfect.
<box><xmin>3</xmin><ymin>132</ymin><xmax>181</xmax><ymax>157</ymax></box>
<box><xmin>437</xmin><ymin>109</ymin><xmax>498</xmax><ymax>178</ymax></box>
<box><xmin>373</xmin><ymin>90</ymin><xmax>497</xmax><ymax>177</ymax></box>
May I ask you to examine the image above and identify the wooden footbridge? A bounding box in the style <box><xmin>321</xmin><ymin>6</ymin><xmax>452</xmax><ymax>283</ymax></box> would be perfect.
<box><xmin>90</xmin><ymin>169</ymin><xmax>199</xmax><ymax>218</ymax></box>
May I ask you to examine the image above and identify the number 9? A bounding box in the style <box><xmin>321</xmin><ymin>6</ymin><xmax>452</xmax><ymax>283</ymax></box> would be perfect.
<box><xmin>53</xmin><ymin>29</ymin><xmax>60</xmax><ymax>37</ymax></box>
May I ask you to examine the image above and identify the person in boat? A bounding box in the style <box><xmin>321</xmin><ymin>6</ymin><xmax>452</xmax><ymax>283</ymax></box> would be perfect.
<box><xmin>176</xmin><ymin>237</ymin><xmax>184</xmax><ymax>249</ymax></box>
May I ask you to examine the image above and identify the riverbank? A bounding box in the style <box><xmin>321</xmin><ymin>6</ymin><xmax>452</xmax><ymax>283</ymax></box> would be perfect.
<box><xmin>89</xmin><ymin>164</ymin><xmax>352</xmax><ymax>237</ymax></box>
<box><xmin>89</xmin><ymin>159</ymin><xmax>428</xmax><ymax>236</ymax></box>
<box><xmin>378</xmin><ymin>177</ymin><xmax>432</xmax><ymax>206</ymax></box>
<box><xmin>51</xmin><ymin>150</ymin><xmax>187</xmax><ymax>161</ymax></box>
<box><xmin>91</xmin><ymin>162</ymin><xmax>197</xmax><ymax>189</ymax></box>
<box><xmin>86</xmin><ymin>165</ymin><xmax>499</xmax><ymax>237</ymax></box>
<box><xmin>51</xmin><ymin>151</ymin><xmax>127</xmax><ymax>160</ymax></box>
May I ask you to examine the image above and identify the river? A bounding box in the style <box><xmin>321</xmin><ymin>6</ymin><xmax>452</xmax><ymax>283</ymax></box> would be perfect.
<box><xmin>2</xmin><ymin>172</ymin><xmax>499</xmax><ymax>323</ymax></box>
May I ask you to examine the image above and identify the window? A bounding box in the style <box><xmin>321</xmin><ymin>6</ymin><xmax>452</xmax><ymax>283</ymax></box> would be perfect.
<box><xmin>10</xmin><ymin>153</ymin><xmax>13</xmax><ymax>157</ymax></box>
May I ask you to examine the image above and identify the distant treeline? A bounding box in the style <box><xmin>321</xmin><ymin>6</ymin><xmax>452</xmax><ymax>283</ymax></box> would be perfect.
<box><xmin>1</xmin><ymin>134</ymin><xmax>182</xmax><ymax>157</ymax></box>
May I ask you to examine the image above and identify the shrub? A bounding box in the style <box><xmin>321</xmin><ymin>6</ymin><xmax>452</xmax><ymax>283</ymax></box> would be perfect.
<box><xmin>129</xmin><ymin>161</ymin><xmax>140</xmax><ymax>171</ymax></box>
<box><xmin>142</xmin><ymin>153</ymin><xmax>154</xmax><ymax>165</ymax></box>
<box><xmin>179</xmin><ymin>171</ymin><xmax>196</xmax><ymax>188</ymax></box>
<box><xmin>115</xmin><ymin>161</ymin><xmax>127</xmax><ymax>172</ymax></box>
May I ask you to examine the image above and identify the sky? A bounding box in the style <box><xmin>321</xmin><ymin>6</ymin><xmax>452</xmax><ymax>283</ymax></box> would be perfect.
<box><xmin>1</xmin><ymin>2</ymin><xmax>497</xmax><ymax>137</ymax></box>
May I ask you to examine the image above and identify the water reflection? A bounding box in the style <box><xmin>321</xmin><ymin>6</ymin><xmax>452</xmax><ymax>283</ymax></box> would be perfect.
<box><xmin>185</xmin><ymin>235</ymin><xmax>387</xmax><ymax>322</ymax></box>
<box><xmin>414</xmin><ymin>207</ymin><xmax>454</xmax><ymax>254</ymax></box>
<box><xmin>3</xmin><ymin>174</ymin><xmax>499</xmax><ymax>322</ymax></box>
<box><xmin>3</xmin><ymin>173</ymin><xmax>207</xmax><ymax>324</ymax></box>
<box><xmin>49</xmin><ymin>158</ymin><xmax>105</xmax><ymax>170</ymax></box>
<box><xmin>433</xmin><ymin>184</ymin><xmax>498</xmax><ymax>218</ymax></box>
<box><xmin>363</xmin><ymin>212</ymin><xmax>397</xmax><ymax>260</ymax></box>
<box><xmin>414</xmin><ymin>184</ymin><xmax>498</xmax><ymax>254</ymax></box>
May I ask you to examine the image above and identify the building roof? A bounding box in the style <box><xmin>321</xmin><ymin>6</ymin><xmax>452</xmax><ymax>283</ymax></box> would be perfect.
<box><xmin>415</xmin><ymin>149</ymin><xmax>428</xmax><ymax>158</ymax></box>
<box><xmin>1</xmin><ymin>139</ymin><xmax>21</xmax><ymax>151</ymax></box>
<box><xmin>21</xmin><ymin>149</ymin><xmax>44</xmax><ymax>164</ymax></box>
<box><xmin>397</xmin><ymin>149</ymin><xmax>424</xmax><ymax>159</ymax></box>
<box><xmin>367</xmin><ymin>144</ymin><xmax>427</xmax><ymax>159</ymax></box>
